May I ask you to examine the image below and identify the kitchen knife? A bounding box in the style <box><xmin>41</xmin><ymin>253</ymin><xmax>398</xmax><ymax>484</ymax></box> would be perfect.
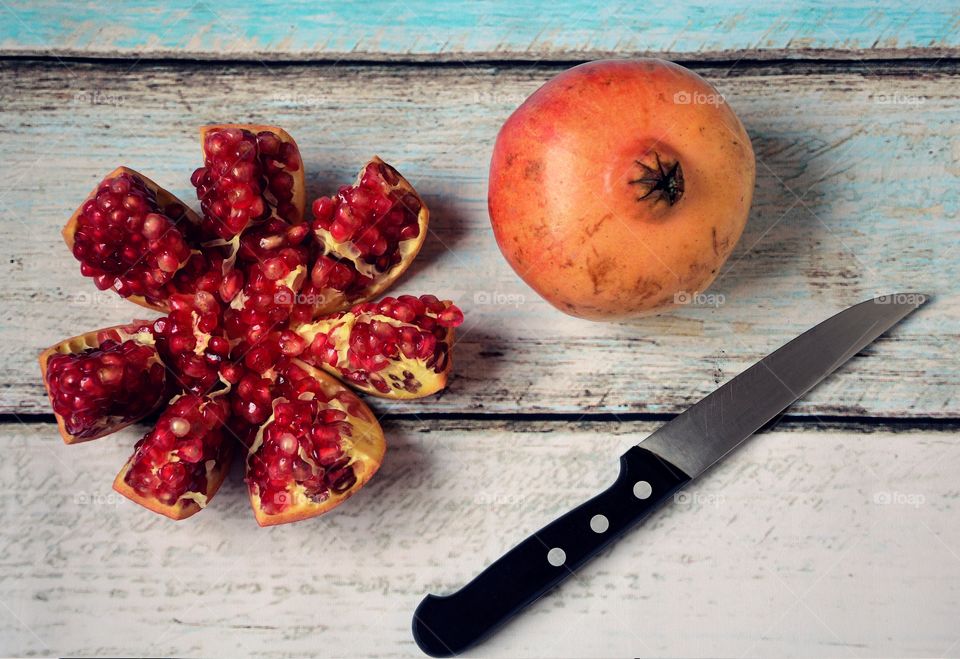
<box><xmin>412</xmin><ymin>293</ymin><xmax>927</xmax><ymax>657</ymax></box>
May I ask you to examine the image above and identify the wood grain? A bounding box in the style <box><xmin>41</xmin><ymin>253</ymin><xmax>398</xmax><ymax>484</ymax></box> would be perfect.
<box><xmin>1</xmin><ymin>420</ymin><xmax>957</xmax><ymax>656</ymax></box>
<box><xmin>1</xmin><ymin>1</ymin><xmax>959</xmax><ymax>61</ymax></box>
<box><xmin>0</xmin><ymin>61</ymin><xmax>955</xmax><ymax>418</ymax></box>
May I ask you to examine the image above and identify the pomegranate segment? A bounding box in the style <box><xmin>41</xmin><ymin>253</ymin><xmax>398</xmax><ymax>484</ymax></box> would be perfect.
<box><xmin>295</xmin><ymin>295</ymin><xmax>463</xmax><ymax>399</ymax></box>
<box><xmin>246</xmin><ymin>359</ymin><xmax>385</xmax><ymax>527</ymax></box>
<box><xmin>192</xmin><ymin>125</ymin><xmax>305</xmax><ymax>241</ymax></box>
<box><xmin>152</xmin><ymin>292</ymin><xmax>230</xmax><ymax>395</ymax></box>
<box><xmin>113</xmin><ymin>393</ymin><xmax>233</xmax><ymax>520</ymax></box>
<box><xmin>223</xmin><ymin>245</ymin><xmax>309</xmax><ymax>350</ymax></box>
<box><xmin>63</xmin><ymin>167</ymin><xmax>201</xmax><ymax>312</ymax></box>
<box><xmin>39</xmin><ymin>323</ymin><xmax>166</xmax><ymax>444</ymax></box>
<box><xmin>307</xmin><ymin>157</ymin><xmax>429</xmax><ymax>314</ymax></box>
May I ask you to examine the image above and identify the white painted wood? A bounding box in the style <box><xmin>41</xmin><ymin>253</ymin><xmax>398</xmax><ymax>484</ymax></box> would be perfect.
<box><xmin>1</xmin><ymin>421</ymin><xmax>958</xmax><ymax>656</ymax></box>
<box><xmin>1</xmin><ymin>62</ymin><xmax>956</xmax><ymax>418</ymax></box>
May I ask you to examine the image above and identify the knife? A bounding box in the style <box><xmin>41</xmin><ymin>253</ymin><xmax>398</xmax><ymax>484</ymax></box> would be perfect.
<box><xmin>412</xmin><ymin>293</ymin><xmax>927</xmax><ymax>657</ymax></box>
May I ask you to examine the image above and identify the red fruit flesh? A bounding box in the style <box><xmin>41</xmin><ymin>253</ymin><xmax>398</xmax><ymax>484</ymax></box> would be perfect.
<box><xmin>223</xmin><ymin>244</ymin><xmax>309</xmax><ymax>349</ymax></box>
<box><xmin>295</xmin><ymin>294</ymin><xmax>463</xmax><ymax>399</ymax></box>
<box><xmin>152</xmin><ymin>292</ymin><xmax>229</xmax><ymax>395</ymax></box>
<box><xmin>245</xmin><ymin>359</ymin><xmax>385</xmax><ymax>526</ymax></box>
<box><xmin>114</xmin><ymin>393</ymin><xmax>232</xmax><ymax>520</ymax></box>
<box><xmin>306</xmin><ymin>157</ymin><xmax>428</xmax><ymax>314</ymax></box>
<box><xmin>193</xmin><ymin>125</ymin><xmax>305</xmax><ymax>241</ymax></box>
<box><xmin>63</xmin><ymin>167</ymin><xmax>201</xmax><ymax>311</ymax></box>
<box><xmin>39</xmin><ymin>323</ymin><xmax>166</xmax><ymax>444</ymax></box>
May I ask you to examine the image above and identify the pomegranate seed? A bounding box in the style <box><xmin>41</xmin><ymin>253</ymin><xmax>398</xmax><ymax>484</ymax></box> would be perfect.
<box><xmin>169</xmin><ymin>417</ymin><xmax>191</xmax><ymax>437</ymax></box>
<box><xmin>438</xmin><ymin>305</ymin><xmax>464</xmax><ymax>327</ymax></box>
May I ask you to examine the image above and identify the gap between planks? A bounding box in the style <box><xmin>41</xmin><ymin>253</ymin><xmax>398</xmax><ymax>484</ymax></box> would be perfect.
<box><xmin>3</xmin><ymin>53</ymin><xmax>960</xmax><ymax>74</ymax></box>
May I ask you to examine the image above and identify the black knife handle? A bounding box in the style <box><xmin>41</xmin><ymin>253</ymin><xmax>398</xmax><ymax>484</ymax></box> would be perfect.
<box><xmin>412</xmin><ymin>446</ymin><xmax>691</xmax><ymax>657</ymax></box>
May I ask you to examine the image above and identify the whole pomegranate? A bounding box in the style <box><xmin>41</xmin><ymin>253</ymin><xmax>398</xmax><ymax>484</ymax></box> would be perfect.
<box><xmin>488</xmin><ymin>59</ymin><xmax>755</xmax><ymax>320</ymax></box>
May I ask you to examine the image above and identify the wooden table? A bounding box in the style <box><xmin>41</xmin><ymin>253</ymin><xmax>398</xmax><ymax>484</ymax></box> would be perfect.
<box><xmin>1</xmin><ymin>2</ymin><xmax>958</xmax><ymax>656</ymax></box>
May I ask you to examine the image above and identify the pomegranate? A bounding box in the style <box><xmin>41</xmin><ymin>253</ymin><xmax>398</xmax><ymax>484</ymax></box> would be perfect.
<box><xmin>192</xmin><ymin>124</ymin><xmax>305</xmax><ymax>241</ymax></box>
<box><xmin>306</xmin><ymin>157</ymin><xmax>428</xmax><ymax>314</ymax></box>
<box><xmin>295</xmin><ymin>294</ymin><xmax>464</xmax><ymax>398</ymax></box>
<box><xmin>245</xmin><ymin>359</ymin><xmax>385</xmax><ymax>526</ymax></box>
<box><xmin>63</xmin><ymin>168</ymin><xmax>202</xmax><ymax>312</ymax></box>
<box><xmin>39</xmin><ymin>322</ymin><xmax>167</xmax><ymax>443</ymax></box>
<box><xmin>43</xmin><ymin>124</ymin><xmax>463</xmax><ymax>525</ymax></box>
<box><xmin>113</xmin><ymin>393</ymin><xmax>232</xmax><ymax>520</ymax></box>
<box><xmin>488</xmin><ymin>59</ymin><xmax>756</xmax><ymax>320</ymax></box>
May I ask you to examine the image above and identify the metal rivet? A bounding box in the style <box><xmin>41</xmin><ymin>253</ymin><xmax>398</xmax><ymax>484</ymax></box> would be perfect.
<box><xmin>590</xmin><ymin>514</ymin><xmax>609</xmax><ymax>533</ymax></box>
<box><xmin>547</xmin><ymin>547</ymin><xmax>566</xmax><ymax>566</ymax></box>
<box><xmin>633</xmin><ymin>480</ymin><xmax>652</xmax><ymax>500</ymax></box>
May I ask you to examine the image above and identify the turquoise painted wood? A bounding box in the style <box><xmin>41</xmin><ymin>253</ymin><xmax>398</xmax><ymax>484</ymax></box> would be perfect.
<box><xmin>1</xmin><ymin>1</ymin><xmax>958</xmax><ymax>60</ymax></box>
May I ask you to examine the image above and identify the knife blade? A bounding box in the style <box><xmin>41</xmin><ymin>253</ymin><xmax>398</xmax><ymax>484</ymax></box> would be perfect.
<box><xmin>412</xmin><ymin>293</ymin><xmax>927</xmax><ymax>657</ymax></box>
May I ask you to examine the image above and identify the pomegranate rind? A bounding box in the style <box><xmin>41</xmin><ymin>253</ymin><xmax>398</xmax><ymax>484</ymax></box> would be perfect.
<box><xmin>62</xmin><ymin>166</ymin><xmax>202</xmax><ymax>314</ymax></box>
<box><xmin>309</xmin><ymin>156</ymin><xmax>429</xmax><ymax>315</ymax></box>
<box><xmin>246</xmin><ymin>360</ymin><xmax>386</xmax><ymax>527</ymax></box>
<box><xmin>293</xmin><ymin>302</ymin><xmax>457</xmax><ymax>400</ymax></box>
<box><xmin>198</xmin><ymin>124</ymin><xmax>306</xmax><ymax>225</ymax></box>
<box><xmin>112</xmin><ymin>443</ymin><xmax>233</xmax><ymax>521</ymax></box>
<box><xmin>38</xmin><ymin>322</ymin><xmax>164</xmax><ymax>445</ymax></box>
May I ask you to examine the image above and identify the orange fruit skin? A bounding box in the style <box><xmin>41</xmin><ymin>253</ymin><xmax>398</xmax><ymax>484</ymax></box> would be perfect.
<box><xmin>488</xmin><ymin>59</ymin><xmax>756</xmax><ymax>320</ymax></box>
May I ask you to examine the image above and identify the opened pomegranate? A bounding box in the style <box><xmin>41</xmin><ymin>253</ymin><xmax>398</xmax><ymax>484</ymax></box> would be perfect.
<box><xmin>113</xmin><ymin>393</ymin><xmax>232</xmax><ymax>520</ymax></box>
<box><xmin>295</xmin><ymin>294</ymin><xmax>463</xmax><ymax>398</ymax></box>
<box><xmin>64</xmin><ymin>167</ymin><xmax>202</xmax><ymax>312</ymax></box>
<box><xmin>40</xmin><ymin>323</ymin><xmax>167</xmax><ymax>443</ymax></box>
<box><xmin>306</xmin><ymin>157</ymin><xmax>428</xmax><ymax>314</ymax></box>
<box><xmin>43</xmin><ymin>124</ymin><xmax>463</xmax><ymax>525</ymax></box>
<box><xmin>246</xmin><ymin>359</ymin><xmax>385</xmax><ymax>526</ymax></box>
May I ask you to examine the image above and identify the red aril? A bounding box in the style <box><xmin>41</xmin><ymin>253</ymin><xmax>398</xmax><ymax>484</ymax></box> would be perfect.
<box><xmin>113</xmin><ymin>393</ymin><xmax>232</xmax><ymax>520</ymax></box>
<box><xmin>63</xmin><ymin>167</ymin><xmax>201</xmax><ymax>312</ymax></box>
<box><xmin>305</xmin><ymin>157</ymin><xmax>428</xmax><ymax>314</ymax></box>
<box><xmin>192</xmin><ymin>125</ymin><xmax>305</xmax><ymax>242</ymax></box>
<box><xmin>295</xmin><ymin>294</ymin><xmax>463</xmax><ymax>398</ymax></box>
<box><xmin>152</xmin><ymin>292</ymin><xmax>229</xmax><ymax>395</ymax></box>
<box><xmin>40</xmin><ymin>322</ymin><xmax>167</xmax><ymax>443</ymax></box>
<box><xmin>245</xmin><ymin>359</ymin><xmax>385</xmax><ymax>526</ymax></box>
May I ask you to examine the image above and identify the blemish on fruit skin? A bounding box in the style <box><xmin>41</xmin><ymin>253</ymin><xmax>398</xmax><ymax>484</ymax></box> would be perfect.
<box><xmin>711</xmin><ymin>227</ymin><xmax>731</xmax><ymax>257</ymax></box>
<box><xmin>586</xmin><ymin>256</ymin><xmax>616</xmax><ymax>294</ymax></box>
<box><xmin>633</xmin><ymin>278</ymin><xmax>664</xmax><ymax>301</ymax></box>
<box><xmin>584</xmin><ymin>214</ymin><xmax>611</xmax><ymax>237</ymax></box>
<box><xmin>524</xmin><ymin>160</ymin><xmax>544</xmax><ymax>182</ymax></box>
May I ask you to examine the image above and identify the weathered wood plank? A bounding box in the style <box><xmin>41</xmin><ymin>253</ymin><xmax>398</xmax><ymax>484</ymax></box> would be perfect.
<box><xmin>0</xmin><ymin>62</ymin><xmax>957</xmax><ymax>417</ymax></box>
<box><xmin>1</xmin><ymin>420</ymin><xmax>958</xmax><ymax>656</ymax></box>
<box><xmin>1</xmin><ymin>1</ymin><xmax>959</xmax><ymax>61</ymax></box>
